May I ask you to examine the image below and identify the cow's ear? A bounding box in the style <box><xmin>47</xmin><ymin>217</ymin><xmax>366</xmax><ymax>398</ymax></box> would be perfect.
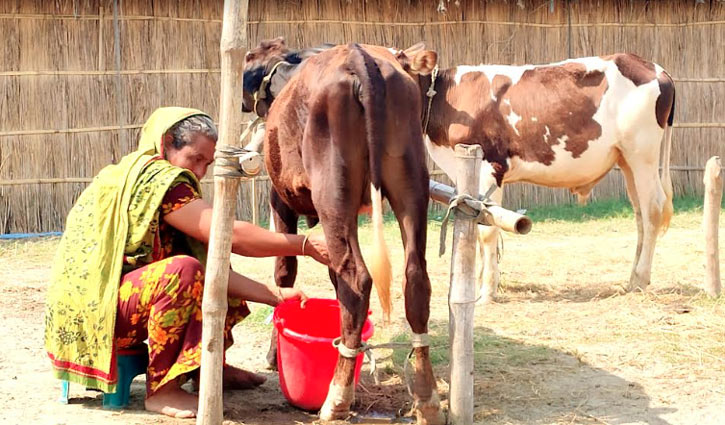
<box><xmin>409</xmin><ymin>50</ymin><xmax>438</xmax><ymax>75</ymax></box>
<box><xmin>403</xmin><ymin>42</ymin><xmax>426</xmax><ymax>57</ymax></box>
<box><xmin>396</xmin><ymin>43</ymin><xmax>438</xmax><ymax>76</ymax></box>
<box><xmin>262</xmin><ymin>36</ymin><xmax>286</xmax><ymax>51</ymax></box>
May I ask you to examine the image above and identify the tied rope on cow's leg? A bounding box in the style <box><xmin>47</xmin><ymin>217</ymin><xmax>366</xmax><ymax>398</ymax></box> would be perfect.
<box><xmin>330</xmin><ymin>332</ymin><xmax>431</xmax><ymax>394</ymax></box>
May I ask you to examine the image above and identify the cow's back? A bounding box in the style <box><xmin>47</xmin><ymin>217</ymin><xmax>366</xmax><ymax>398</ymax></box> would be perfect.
<box><xmin>437</xmin><ymin>54</ymin><xmax>671</xmax><ymax>188</ymax></box>
<box><xmin>264</xmin><ymin>44</ymin><xmax>425</xmax><ymax>212</ymax></box>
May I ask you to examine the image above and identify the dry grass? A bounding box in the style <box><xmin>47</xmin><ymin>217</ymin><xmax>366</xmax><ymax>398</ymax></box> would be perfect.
<box><xmin>1</xmin><ymin>201</ymin><xmax>724</xmax><ymax>424</ymax></box>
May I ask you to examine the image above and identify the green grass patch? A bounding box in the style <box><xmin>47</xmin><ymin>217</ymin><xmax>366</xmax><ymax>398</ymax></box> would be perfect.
<box><xmin>245</xmin><ymin>305</ymin><xmax>274</xmax><ymax>326</ymax></box>
<box><xmin>388</xmin><ymin>326</ymin><xmax>555</xmax><ymax>372</ymax></box>
<box><xmin>522</xmin><ymin>196</ymin><xmax>711</xmax><ymax>224</ymax></box>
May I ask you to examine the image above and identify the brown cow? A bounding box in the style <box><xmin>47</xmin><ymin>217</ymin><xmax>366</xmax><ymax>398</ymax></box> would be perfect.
<box><xmin>242</xmin><ymin>38</ymin><xmax>443</xmax><ymax>423</ymax></box>
<box><xmin>400</xmin><ymin>47</ymin><xmax>675</xmax><ymax>301</ymax></box>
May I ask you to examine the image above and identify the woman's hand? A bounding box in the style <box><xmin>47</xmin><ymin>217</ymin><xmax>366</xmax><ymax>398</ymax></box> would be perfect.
<box><xmin>277</xmin><ymin>287</ymin><xmax>309</xmax><ymax>307</ymax></box>
<box><xmin>303</xmin><ymin>234</ymin><xmax>330</xmax><ymax>266</ymax></box>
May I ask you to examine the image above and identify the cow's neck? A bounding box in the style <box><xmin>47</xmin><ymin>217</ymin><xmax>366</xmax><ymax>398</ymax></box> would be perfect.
<box><xmin>419</xmin><ymin>67</ymin><xmax>457</xmax><ymax>148</ymax></box>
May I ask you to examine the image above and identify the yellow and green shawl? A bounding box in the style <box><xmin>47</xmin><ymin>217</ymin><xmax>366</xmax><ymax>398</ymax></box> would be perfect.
<box><xmin>45</xmin><ymin>107</ymin><xmax>210</xmax><ymax>392</ymax></box>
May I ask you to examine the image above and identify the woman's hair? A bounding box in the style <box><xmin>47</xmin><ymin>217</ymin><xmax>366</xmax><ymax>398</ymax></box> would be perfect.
<box><xmin>167</xmin><ymin>115</ymin><xmax>218</xmax><ymax>150</ymax></box>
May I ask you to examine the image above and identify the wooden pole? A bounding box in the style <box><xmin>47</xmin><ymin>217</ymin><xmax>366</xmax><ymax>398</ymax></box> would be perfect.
<box><xmin>448</xmin><ymin>144</ymin><xmax>482</xmax><ymax>425</ymax></box>
<box><xmin>703</xmin><ymin>156</ymin><xmax>722</xmax><ymax>297</ymax></box>
<box><xmin>197</xmin><ymin>1</ymin><xmax>248</xmax><ymax>424</ymax></box>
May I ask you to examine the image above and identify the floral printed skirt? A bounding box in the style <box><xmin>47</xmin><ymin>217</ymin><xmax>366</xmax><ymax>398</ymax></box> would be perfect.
<box><xmin>114</xmin><ymin>255</ymin><xmax>250</xmax><ymax>396</ymax></box>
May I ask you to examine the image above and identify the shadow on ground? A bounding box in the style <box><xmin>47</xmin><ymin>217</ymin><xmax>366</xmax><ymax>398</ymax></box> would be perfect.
<box><xmin>352</xmin><ymin>321</ymin><xmax>677</xmax><ymax>425</ymax></box>
<box><xmin>62</xmin><ymin>321</ymin><xmax>675</xmax><ymax>424</ymax></box>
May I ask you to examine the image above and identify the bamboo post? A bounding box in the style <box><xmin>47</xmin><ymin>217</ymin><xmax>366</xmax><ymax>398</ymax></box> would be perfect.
<box><xmin>448</xmin><ymin>144</ymin><xmax>482</xmax><ymax>425</ymax></box>
<box><xmin>197</xmin><ymin>1</ymin><xmax>248</xmax><ymax>424</ymax></box>
<box><xmin>703</xmin><ymin>156</ymin><xmax>722</xmax><ymax>297</ymax></box>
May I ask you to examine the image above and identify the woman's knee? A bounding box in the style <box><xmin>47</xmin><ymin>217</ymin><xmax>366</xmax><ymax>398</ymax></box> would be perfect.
<box><xmin>166</xmin><ymin>255</ymin><xmax>204</xmax><ymax>289</ymax></box>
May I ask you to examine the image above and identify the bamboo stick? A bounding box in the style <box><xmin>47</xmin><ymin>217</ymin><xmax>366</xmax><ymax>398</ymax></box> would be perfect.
<box><xmin>0</xmin><ymin>69</ymin><xmax>221</xmax><ymax>76</ymax></box>
<box><xmin>112</xmin><ymin>0</ymin><xmax>127</xmax><ymax>147</ymax></box>
<box><xmin>197</xmin><ymin>1</ymin><xmax>248</xmax><ymax>424</ymax></box>
<box><xmin>703</xmin><ymin>156</ymin><xmax>722</xmax><ymax>297</ymax></box>
<box><xmin>1</xmin><ymin>12</ymin><xmax>724</xmax><ymax>28</ymax></box>
<box><xmin>98</xmin><ymin>6</ymin><xmax>104</xmax><ymax>70</ymax></box>
<box><xmin>448</xmin><ymin>144</ymin><xmax>482</xmax><ymax>425</ymax></box>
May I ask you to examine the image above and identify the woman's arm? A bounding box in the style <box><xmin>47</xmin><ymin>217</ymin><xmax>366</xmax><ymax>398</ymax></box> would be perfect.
<box><xmin>227</xmin><ymin>270</ymin><xmax>307</xmax><ymax>306</ymax></box>
<box><xmin>163</xmin><ymin>198</ymin><xmax>329</xmax><ymax>263</ymax></box>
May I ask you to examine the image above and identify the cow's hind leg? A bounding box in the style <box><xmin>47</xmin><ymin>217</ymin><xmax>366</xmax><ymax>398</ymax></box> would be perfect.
<box><xmin>304</xmin><ymin>164</ymin><xmax>370</xmax><ymax>420</ymax></box>
<box><xmin>621</xmin><ymin>154</ymin><xmax>667</xmax><ymax>291</ymax></box>
<box><xmin>316</xmin><ymin>212</ymin><xmax>371</xmax><ymax>420</ymax></box>
<box><xmin>384</xmin><ymin>164</ymin><xmax>444</xmax><ymax>425</ymax></box>
<box><xmin>478</xmin><ymin>173</ymin><xmax>504</xmax><ymax>303</ymax></box>
<box><xmin>618</xmin><ymin>157</ymin><xmax>645</xmax><ymax>290</ymax></box>
<box><xmin>266</xmin><ymin>188</ymin><xmax>299</xmax><ymax>369</ymax></box>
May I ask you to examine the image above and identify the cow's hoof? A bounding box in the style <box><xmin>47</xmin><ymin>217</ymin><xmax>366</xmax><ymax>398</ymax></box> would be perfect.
<box><xmin>265</xmin><ymin>346</ymin><xmax>278</xmax><ymax>370</ymax></box>
<box><xmin>477</xmin><ymin>292</ymin><xmax>497</xmax><ymax>305</ymax></box>
<box><xmin>319</xmin><ymin>383</ymin><xmax>353</xmax><ymax>421</ymax></box>
<box><xmin>627</xmin><ymin>272</ymin><xmax>650</xmax><ymax>292</ymax></box>
<box><xmin>414</xmin><ymin>392</ymin><xmax>446</xmax><ymax>425</ymax></box>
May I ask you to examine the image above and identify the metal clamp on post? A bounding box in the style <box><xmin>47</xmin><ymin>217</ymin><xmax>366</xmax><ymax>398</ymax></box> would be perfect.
<box><xmin>213</xmin><ymin>145</ymin><xmax>263</xmax><ymax>179</ymax></box>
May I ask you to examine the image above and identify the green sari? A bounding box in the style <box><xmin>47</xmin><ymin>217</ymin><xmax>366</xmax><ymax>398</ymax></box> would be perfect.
<box><xmin>44</xmin><ymin>107</ymin><xmax>210</xmax><ymax>392</ymax></box>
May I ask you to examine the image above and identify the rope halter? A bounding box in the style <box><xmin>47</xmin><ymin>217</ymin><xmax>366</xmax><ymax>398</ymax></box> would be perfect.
<box><xmin>422</xmin><ymin>65</ymin><xmax>440</xmax><ymax>136</ymax></box>
<box><xmin>253</xmin><ymin>60</ymin><xmax>288</xmax><ymax>117</ymax></box>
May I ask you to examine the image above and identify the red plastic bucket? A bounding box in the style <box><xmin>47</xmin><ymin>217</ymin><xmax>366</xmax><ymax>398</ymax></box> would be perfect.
<box><xmin>273</xmin><ymin>298</ymin><xmax>374</xmax><ymax>411</ymax></box>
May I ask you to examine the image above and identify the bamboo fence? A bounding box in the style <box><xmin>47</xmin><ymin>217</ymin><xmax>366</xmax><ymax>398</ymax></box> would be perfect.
<box><xmin>1</xmin><ymin>0</ymin><xmax>723</xmax><ymax>233</ymax></box>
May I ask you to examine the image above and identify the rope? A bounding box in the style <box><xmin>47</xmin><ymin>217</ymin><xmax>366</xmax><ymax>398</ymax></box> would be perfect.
<box><xmin>422</xmin><ymin>65</ymin><xmax>439</xmax><ymax>136</ymax></box>
<box><xmin>238</xmin><ymin>116</ymin><xmax>264</xmax><ymax>146</ymax></box>
<box><xmin>332</xmin><ymin>333</ymin><xmax>431</xmax><ymax>390</ymax></box>
<box><xmin>438</xmin><ymin>184</ymin><xmax>498</xmax><ymax>257</ymax></box>
<box><xmin>213</xmin><ymin>145</ymin><xmax>263</xmax><ymax>178</ymax></box>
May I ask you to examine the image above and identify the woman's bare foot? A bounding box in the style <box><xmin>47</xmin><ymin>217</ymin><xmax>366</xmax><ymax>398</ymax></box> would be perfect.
<box><xmin>222</xmin><ymin>365</ymin><xmax>267</xmax><ymax>390</ymax></box>
<box><xmin>145</xmin><ymin>380</ymin><xmax>198</xmax><ymax>419</ymax></box>
<box><xmin>189</xmin><ymin>365</ymin><xmax>266</xmax><ymax>391</ymax></box>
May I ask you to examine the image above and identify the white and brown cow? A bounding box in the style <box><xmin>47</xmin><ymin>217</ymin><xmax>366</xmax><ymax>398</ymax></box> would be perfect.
<box><xmin>402</xmin><ymin>49</ymin><xmax>675</xmax><ymax>301</ymax></box>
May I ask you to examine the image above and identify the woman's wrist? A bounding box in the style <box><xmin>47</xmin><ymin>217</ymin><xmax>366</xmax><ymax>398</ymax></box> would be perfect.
<box><xmin>300</xmin><ymin>234</ymin><xmax>309</xmax><ymax>256</ymax></box>
<box><xmin>274</xmin><ymin>286</ymin><xmax>284</xmax><ymax>306</ymax></box>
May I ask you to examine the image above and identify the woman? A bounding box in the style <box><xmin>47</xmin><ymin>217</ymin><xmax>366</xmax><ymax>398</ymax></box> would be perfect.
<box><xmin>44</xmin><ymin>107</ymin><xmax>328</xmax><ymax>418</ymax></box>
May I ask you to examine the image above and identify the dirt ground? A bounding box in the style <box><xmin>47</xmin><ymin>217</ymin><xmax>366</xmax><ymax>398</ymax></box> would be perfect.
<box><xmin>1</xmin><ymin>205</ymin><xmax>724</xmax><ymax>425</ymax></box>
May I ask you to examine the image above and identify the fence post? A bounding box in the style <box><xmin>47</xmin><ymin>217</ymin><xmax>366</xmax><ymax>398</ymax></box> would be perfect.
<box><xmin>449</xmin><ymin>144</ymin><xmax>482</xmax><ymax>425</ymax></box>
<box><xmin>703</xmin><ymin>156</ymin><xmax>722</xmax><ymax>297</ymax></box>
<box><xmin>197</xmin><ymin>1</ymin><xmax>248</xmax><ymax>424</ymax></box>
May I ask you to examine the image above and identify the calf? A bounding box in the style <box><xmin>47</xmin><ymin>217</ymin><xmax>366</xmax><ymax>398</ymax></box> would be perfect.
<box><xmin>242</xmin><ymin>38</ymin><xmax>443</xmax><ymax>423</ymax></box>
<box><xmin>400</xmin><ymin>47</ymin><xmax>675</xmax><ymax>301</ymax></box>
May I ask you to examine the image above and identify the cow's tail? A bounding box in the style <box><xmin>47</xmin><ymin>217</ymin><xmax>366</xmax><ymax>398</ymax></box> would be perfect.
<box><xmin>347</xmin><ymin>44</ymin><xmax>392</xmax><ymax>322</ymax></box>
<box><xmin>660</xmin><ymin>78</ymin><xmax>675</xmax><ymax>235</ymax></box>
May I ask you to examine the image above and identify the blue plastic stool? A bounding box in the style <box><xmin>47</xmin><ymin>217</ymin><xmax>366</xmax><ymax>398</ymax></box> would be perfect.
<box><xmin>59</xmin><ymin>343</ymin><xmax>149</xmax><ymax>409</ymax></box>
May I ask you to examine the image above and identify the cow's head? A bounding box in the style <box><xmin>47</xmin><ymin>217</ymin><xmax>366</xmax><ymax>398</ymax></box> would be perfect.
<box><xmin>242</xmin><ymin>37</ymin><xmax>334</xmax><ymax>117</ymax></box>
<box><xmin>393</xmin><ymin>42</ymin><xmax>438</xmax><ymax>78</ymax></box>
<box><xmin>242</xmin><ymin>37</ymin><xmax>289</xmax><ymax>117</ymax></box>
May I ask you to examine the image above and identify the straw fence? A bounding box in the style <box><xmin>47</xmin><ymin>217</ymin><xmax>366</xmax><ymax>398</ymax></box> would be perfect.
<box><xmin>1</xmin><ymin>0</ymin><xmax>723</xmax><ymax>233</ymax></box>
